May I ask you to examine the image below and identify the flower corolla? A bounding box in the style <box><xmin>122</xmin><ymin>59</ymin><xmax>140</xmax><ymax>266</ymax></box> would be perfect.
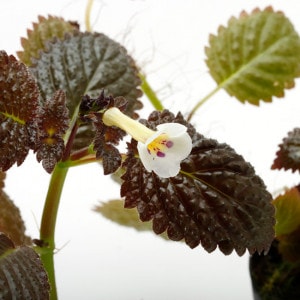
<box><xmin>102</xmin><ymin>108</ymin><xmax>192</xmax><ymax>178</ymax></box>
<box><xmin>137</xmin><ymin>123</ymin><xmax>192</xmax><ymax>178</ymax></box>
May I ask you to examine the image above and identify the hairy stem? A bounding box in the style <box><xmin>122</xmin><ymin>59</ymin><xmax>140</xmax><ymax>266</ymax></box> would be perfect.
<box><xmin>140</xmin><ymin>73</ymin><xmax>164</xmax><ymax>111</ymax></box>
<box><xmin>39</xmin><ymin>164</ymin><xmax>69</xmax><ymax>300</ymax></box>
<box><xmin>187</xmin><ymin>85</ymin><xmax>221</xmax><ymax>121</ymax></box>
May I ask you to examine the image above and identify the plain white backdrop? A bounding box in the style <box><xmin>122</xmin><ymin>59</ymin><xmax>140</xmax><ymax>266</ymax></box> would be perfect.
<box><xmin>1</xmin><ymin>1</ymin><xmax>300</xmax><ymax>299</ymax></box>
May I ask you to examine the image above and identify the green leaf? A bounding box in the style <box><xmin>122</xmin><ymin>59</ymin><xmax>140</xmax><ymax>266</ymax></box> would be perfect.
<box><xmin>0</xmin><ymin>233</ymin><xmax>50</xmax><ymax>299</ymax></box>
<box><xmin>273</xmin><ymin>187</ymin><xmax>300</xmax><ymax>236</ymax></box>
<box><xmin>94</xmin><ymin>199</ymin><xmax>169</xmax><ymax>240</ymax></box>
<box><xmin>35</xmin><ymin>90</ymin><xmax>69</xmax><ymax>173</ymax></box>
<box><xmin>272</xmin><ymin>128</ymin><xmax>300</xmax><ymax>172</ymax></box>
<box><xmin>121</xmin><ymin>110</ymin><xmax>275</xmax><ymax>255</ymax></box>
<box><xmin>17</xmin><ymin>15</ymin><xmax>79</xmax><ymax>66</ymax></box>
<box><xmin>0</xmin><ymin>172</ymin><xmax>31</xmax><ymax>246</ymax></box>
<box><xmin>205</xmin><ymin>6</ymin><xmax>300</xmax><ymax>104</ymax></box>
<box><xmin>0</xmin><ymin>51</ymin><xmax>40</xmax><ymax>171</ymax></box>
<box><xmin>95</xmin><ymin>199</ymin><xmax>150</xmax><ymax>230</ymax></box>
<box><xmin>30</xmin><ymin>32</ymin><xmax>142</xmax><ymax>149</ymax></box>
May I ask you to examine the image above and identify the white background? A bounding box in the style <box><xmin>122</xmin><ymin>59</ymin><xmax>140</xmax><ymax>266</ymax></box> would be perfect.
<box><xmin>1</xmin><ymin>1</ymin><xmax>300</xmax><ymax>299</ymax></box>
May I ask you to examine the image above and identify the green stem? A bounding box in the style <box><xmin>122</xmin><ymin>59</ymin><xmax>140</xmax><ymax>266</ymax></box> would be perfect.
<box><xmin>39</xmin><ymin>164</ymin><xmax>69</xmax><ymax>300</ymax></box>
<box><xmin>140</xmin><ymin>73</ymin><xmax>164</xmax><ymax>111</ymax></box>
<box><xmin>187</xmin><ymin>85</ymin><xmax>221</xmax><ymax>122</ymax></box>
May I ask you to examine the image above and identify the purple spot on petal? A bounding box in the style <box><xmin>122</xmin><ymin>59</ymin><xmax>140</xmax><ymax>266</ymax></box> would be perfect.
<box><xmin>166</xmin><ymin>141</ymin><xmax>173</xmax><ymax>148</ymax></box>
<box><xmin>157</xmin><ymin>151</ymin><xmax>165</xmax><ymax>157</ymax></box>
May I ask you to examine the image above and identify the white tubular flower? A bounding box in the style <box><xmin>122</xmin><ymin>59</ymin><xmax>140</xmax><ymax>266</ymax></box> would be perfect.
<box><xmin>103</xmin><ymin>108</ymin><xmax>192</xmax><ymax>178</ymax></box>
<box><xmin>137</xmin><ymin>123</ymin><xmax>192</xmax><ymax>178</ymax></box>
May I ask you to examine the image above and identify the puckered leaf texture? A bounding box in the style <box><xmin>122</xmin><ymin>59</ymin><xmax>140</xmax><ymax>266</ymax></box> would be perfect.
<box><xmin>35</xmin><ymin>90</ymin><xmax>69</xmax><ymax>173</ymax></box>
<box><xmin>30</xmin><ymin>32</ymin><xmax>142</xmax><ymax>149</ymax></box>
<box><xmin>121</xmin><ymin>110</ymin><xmax>275</xmax><ymax>255</ymax></box>
<box><xmin>17</xmin><ymin>15</ymin><xmax>79</xmax><ymax>66</ymax></box>
<box><xmin>205</xmin><ymin>6</ymin><xmax>300</xmax><ymax>105</ymax></box>
<box><xmin>0</xmin><ymin>51</ymin><xmax>39</xmax><ymax>171</ymax></box>
<box><xmin>272</xmin><ymin>128</ymin><xmax>300</xmax><ymax>172</ymax></box>
<box><xmin>0</xmin><ymin>233</ymin><xmax>50</xmax><ymax>299</ymax></box>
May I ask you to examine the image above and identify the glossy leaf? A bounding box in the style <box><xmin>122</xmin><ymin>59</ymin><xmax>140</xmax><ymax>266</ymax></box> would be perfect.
<box><xmin>121</xmin><ymin>110</ymin><xmax>275</xmax><ymax>255</ymax></box>
<box><xmin>0</xmin><ymin>51</ymin><xmax>39</xmax><ymax>171</ymax></box>
<box><xmin>95</xmin><ymin>199</ymin><xmax>169</xmax><ymax>240</ymax></box>
<box><xmin>0</xmin><ymin>172</ymin><xmax>31</xmax><ymax>245</ymax></box>
<box><xmin>30</xmin><ymin>32</ymin><xmax>142</xmax><ymax>149</ymax></box>
<box><xmin>0</xmin><ymin>233</ymin><xmax>50</xmax><ymax>299</ymax></box>
<box><xmin>272</xmin><ymin>128</ymin><xmax>300</xmax><ymax>172</ymax></box>
<box><xmin>35</xmin><ymin>90</ymin><xmax>69</xmax><ymax>173</ymax></box>
<box><xmin>205</xmin><ymin>6</ymin><xmax>300</xmax><ymax>104</ymax></box>
<box><xmin>17</xmin><ymin>15</ymin><xmax>79</xmax><ymax>66</ymax></box>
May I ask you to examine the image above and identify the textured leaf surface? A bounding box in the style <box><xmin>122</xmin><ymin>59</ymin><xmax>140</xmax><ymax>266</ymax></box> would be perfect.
<box><xmin>35</xmin><ymin>90</ymin><xmax>69</xmax><ymax>173</ymax></box>
<box><xmin>0</xmin><ymin>172</ymin><xmax>31</xmax><ymax>245</ymax></box>
<box><xmin>121</xmin><ymin>110</ymin><xmax>275</xmax><ymax>255</ymax></box>
<box><xmin>272</xmin><ymin>128</ymin><xmax>300</xmax><ymax>172</ymax></box>
<box><xmin>0</xmin><ymin>51</ymin><xmax>39</xmax><ymax>171</ymax></box>
<box><xmin>30</xmin><ymin>32</ymin><xmax>142</xmax><ymax>149</ymax></box>
<box><xmin>0</xmin><ymin>233</ymin><xmax>49</xmax><ymax>299</ymax></box>
<box><xmin>205</xmin><ymin>7</ymin><xmax>300</xmax><ymax>104</ymax></box>
<box><xmin>17</xmin><ymin>15</ymin><xmax>79</xmax><ymax>66</ymax></box>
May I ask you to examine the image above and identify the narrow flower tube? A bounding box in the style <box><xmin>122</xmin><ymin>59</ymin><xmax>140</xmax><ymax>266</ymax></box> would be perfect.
<box><xmin>103</xmin><ymin>108</ymin><xmax>192</xmax><ymax>178</ymax></box>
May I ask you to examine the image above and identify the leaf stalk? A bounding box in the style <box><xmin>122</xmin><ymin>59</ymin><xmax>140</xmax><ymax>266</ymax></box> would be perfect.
<box><xmin>187</xmin><ymin>85</ymin><xmax>221</xmax><ymax>121</ymax></box>
<box><xmin>140</xmin><ymin>73</ymin><xmax>164</xmax><ymax>111</ymax></box>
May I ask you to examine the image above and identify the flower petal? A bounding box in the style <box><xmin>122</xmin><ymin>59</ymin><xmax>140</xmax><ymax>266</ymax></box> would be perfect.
<box><xmin>137</xmin><ymin>123</ymin><xmax>192</xmax><ymax>178</ymax></box>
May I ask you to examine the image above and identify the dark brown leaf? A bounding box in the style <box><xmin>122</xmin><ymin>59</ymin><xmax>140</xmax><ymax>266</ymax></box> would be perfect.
<box><xmin>30</xmin><ymin>32</ymin><xmax>142</xmax><ymax>150</ymax></box>
<box><xmin>84</xmin><ymin>93</ymin><xmax>127</xmax><ymax>174</ymax></box>
<box><xmin>0</xmin><ymin>172</ymin><xmax>30</xmax><ymax>247</ymax></box>
<box><xmin>0</xmin><ymin>233</ymin><xmax>50</xmax><ymax>299</ymax></box>
<box><xmin>272</xmin><ymin>128</ymin><xmax>300</xmax><ymax>172</ymax></box>
<box><xmin>35</xmin><ymin>90</ymin><xmax>69</xmax><ymax>173</ymax></box>
<box><xmin>0</xmin><ymin>51</ymin><xmax>40</xmax><ymax>171</ymax></box>
<box><xmin>121</xmin><ymin>110</ymin><xmax>275</xmax><ymax>255</ymax></box>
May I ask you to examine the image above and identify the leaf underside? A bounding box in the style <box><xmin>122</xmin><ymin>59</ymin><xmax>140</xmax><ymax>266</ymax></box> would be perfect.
<box><xmin>94</xmin><ymin>199</ymin><xmax>168</xmax><ymax>240</ymax></box>
<box><xmin>30</xmin><ymin>31</ymin><xmax>142</xmax><ymax>149</ymax></box>
<box><xmin>0</xmin><ymin>51</ymin><xmax>39</xmax><ymax>171</ymax></box>
<box><xmin>0</xmin><ymin>233</ymin><xmax>50</xmax><ymax>299</ymax></box>
<box><xmin>273</xmin><ymin>186</ymin><xmax>300</xmax><ymax>262</ymax></box>
<box><xmin>205</xmin><ymin>6</ymin><xmax>300</xmax><ymax>104</ymax></box>
<box><xmin>121</xmin><ymin>110</ymin><xmax>275</xmax><ymax>255</ymax></box>
<box><xmin>272</xmin><ymin>128</ymin><xmax>300</xmax><ymax>172</ymax></box>
<box><xmin>273</xmin><ymin>186</ymin><xmax>300</xmax><ymax>236</ymax></box>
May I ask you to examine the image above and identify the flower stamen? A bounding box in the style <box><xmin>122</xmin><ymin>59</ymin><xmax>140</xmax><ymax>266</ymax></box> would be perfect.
<box><xmin>147</xmin><ymin>133</ymin><xmax>174</xmax><ymax>158</ymax></box>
